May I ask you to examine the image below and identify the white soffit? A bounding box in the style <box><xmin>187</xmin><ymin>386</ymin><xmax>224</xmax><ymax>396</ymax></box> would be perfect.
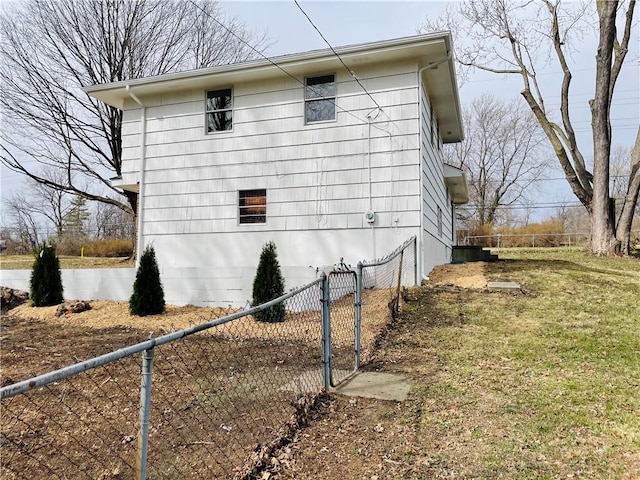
<box><xmin>443</xmin><ymin>164</ymin><xmax>469</xmax><ymax>204</ymax></box>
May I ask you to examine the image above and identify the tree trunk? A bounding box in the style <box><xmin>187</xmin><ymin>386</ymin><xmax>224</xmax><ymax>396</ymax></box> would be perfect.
<box><xmin>616</xmin><ymin>127</ymin><xmax>640</xmax><ymax>255</ymax></box>
<box><xmin>590</xmin><ymin>1</ymin><xmax>619</xmax><ymax>255</ymax></box>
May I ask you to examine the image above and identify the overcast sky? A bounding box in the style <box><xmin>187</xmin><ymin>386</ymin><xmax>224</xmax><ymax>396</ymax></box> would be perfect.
<box><xmin>1</xmin><ymin>0</ymin><xmax>638</xmax><ymax>223</ymax></box>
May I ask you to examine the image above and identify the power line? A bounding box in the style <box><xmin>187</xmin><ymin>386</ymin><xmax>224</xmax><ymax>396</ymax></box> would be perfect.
<box><xmin>290</xmin><ymin>0</ymin><xmax>415</xmax><ymax>149</ymax></box>
<box><xmin>185</xmin><ymin>0</ymin><xmax>368</xmax><ymax>126</ymax></box>
<box><xmin>458</xmin><ymin>202</ymin><xmax>586</xmax><ymax>210</ymax></box>
<box><xmin>186</xmin><ymin>0</ymin><xmax>424</xmax><ymax>153</ymax></box>
<box><xmin>457</xmin><ymin>174</ymin><xmax>632</xmax><ymax>184</ymax></box>
<box><xmin>293</xmin><ymin>0</ymin><xmax>382</xmax><ymax>111</ymax></box>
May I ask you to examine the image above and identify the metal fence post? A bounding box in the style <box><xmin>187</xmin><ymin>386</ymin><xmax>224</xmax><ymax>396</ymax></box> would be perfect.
<box><xmin>320</xmin><ymin>272</ymin><xmax>331</xmax><ymax>390</ymax></box>
<box><xmin>392</xmin><ymin>251</ymin><xmax>404</xmax><ymax>316</ymax></box>
<box><xmin>355</xmin><ymin>262</ymin><xmax>363</xmax><ymax>370</ymax></box>
<box><xmin>136</xmin><ymin>346</ymin><xmax>155</xmax><ymax>480</ymax></box>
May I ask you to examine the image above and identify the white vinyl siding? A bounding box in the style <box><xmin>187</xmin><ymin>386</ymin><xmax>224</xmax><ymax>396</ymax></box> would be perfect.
<box><xmin>118</xmin><ymin>59</ymin><xmax>459</xmax><ymax>290</ymax></box>
<box><xmin>419</xmin><ymin>81</ymin><xmax>454</xmax><ymax>275</ymax></box>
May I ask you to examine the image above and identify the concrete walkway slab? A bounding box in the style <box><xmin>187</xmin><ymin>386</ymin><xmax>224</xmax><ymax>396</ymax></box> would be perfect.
<box><xmin>334</xmin><ymin>372</ymin><xmax>411</xmax><ymax>401</ymax></box>
<box><xmin>487</xmin><ymin>281</ymin><xmax>521</xmax><ymax>291</ymax></box>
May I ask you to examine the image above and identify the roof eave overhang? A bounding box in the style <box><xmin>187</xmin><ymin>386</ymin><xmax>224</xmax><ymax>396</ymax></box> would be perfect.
<box><xmin>110</xmin><ymin>176</ymin><xmax>139</xmax><ymax>193</ymax></box>
<box><xmin>83</xmin><ymin>32</ymin><xmax>464</xmax><ymax>142</ymax></box>
<box><xmin>443</xmin><ymin>164</ymin><xmax>469</xmax><ymax>204</ymax></box>
<box><xmin>419</xmin><ymin>35</ymin><xmax>464</xmax><ymax>143</ymax></box>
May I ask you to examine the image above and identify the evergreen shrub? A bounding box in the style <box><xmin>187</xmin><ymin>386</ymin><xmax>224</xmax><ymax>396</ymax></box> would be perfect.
<box><xmin>252</xmin><ymin>241</ymin><xmax>286</xmax><ymax>323</ymax></box>
<box><xmin>129</xmin><ymin>246</ymin><xmax>165</xmax><ymax>316</ymax></box>
<box><xmin>30</xmin><ymin>244</ymin><xmax>64</xmax><ymax>307</ymax></box>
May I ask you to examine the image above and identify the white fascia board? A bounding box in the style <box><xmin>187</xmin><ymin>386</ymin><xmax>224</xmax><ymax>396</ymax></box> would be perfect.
<box><xmin>83</xmin><ymin>32</ymin><xmax>455</xmax><ymax>103</ymax></box>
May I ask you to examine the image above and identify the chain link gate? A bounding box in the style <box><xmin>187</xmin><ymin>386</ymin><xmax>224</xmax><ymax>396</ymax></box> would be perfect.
<box><xmin>324</xmin><ymin>271</ymin><xmax>357</xmax><ymax>387</ymax></box>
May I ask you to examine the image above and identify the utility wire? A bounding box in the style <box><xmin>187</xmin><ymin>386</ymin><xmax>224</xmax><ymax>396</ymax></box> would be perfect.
<box><xmin>185</xmin><ymin>0</ymin><xmax>368</xmax><ymax>126</ymax></box>
<box><xmin>187</xmin><ymin>0</ymin><xmax>424</xmax><ymax>153</ymax></box>
<box><xmin>291</xmin><ymin>1</ymin><xmax>412</xmax><ymax>145</ymax></box>
<box><xmin>293</xmin><ymin>0</ymin><xmax>382</xmax><ymax>111</ymax></box>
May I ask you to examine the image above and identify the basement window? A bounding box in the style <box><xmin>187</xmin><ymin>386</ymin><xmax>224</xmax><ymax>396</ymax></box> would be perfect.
<box><xmin>239</xmin><ymin>189</ymin><xmax>266</xmax><ymax>224</ymax></box>
<box><xmin>206</xmin><ymin>88</ymin><xmax>232</xmax><ymax>132</ymax></box>
<box><xmin>305</xmin><ymin>74</ymin><xmax>336</xmax><ymax>123</ymax></box>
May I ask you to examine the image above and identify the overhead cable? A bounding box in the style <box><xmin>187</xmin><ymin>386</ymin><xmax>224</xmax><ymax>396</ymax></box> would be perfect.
<box><xmin>293</xmin><ymin>0</ymin><xmax>382</xmax><ymax>111</ymax></box>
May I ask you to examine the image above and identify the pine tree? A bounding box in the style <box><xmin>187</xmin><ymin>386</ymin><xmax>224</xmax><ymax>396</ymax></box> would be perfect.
<box><xmin>129</xmin><ymin>246</ymin><xmax>165</xmax><ymax>316</ymax></box>
<box><xmin>63</xmin><ymin>196</ymin><xmax>89</xmax><ymax>237</ymax></box>
<box><xmin>30</xmin><ymin>244</ymin><xmax>64</xmax><ymax>307</ymax></box>
<box><xmin>252</xmin><ymin>241</ymin><xmax>286</xmax><ymax>323</ymax></box>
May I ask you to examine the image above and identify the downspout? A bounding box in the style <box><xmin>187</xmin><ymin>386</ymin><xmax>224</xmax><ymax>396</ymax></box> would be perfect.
<box><xmin>417</xmin><ymin>49</ymin><xmax>452</xmax><ymax>282</ymax></box>
<box><xmin>417</xmin><ymin>68</ymin><xmax>425</xmax><ymax>283</ymax></box>
<box><xmin>126</xmin><ymin>85</ymin><xmax>147</xmax><ymax>267</ymax></box>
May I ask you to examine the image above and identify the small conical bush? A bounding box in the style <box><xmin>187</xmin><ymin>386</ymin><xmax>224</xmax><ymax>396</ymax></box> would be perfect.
<box><xmin>252</xmin><ymin>241</ymin><xmax>286</xmax><ymax>323</ymax></box>
<box><xmin>30</xmin><ymin>244</ymin><xmax>64</xmax><ymax>307</ymax></box>
<box><xmin>129</xmin><ymin>245</ymin><xmax>165</xmax><ymax>316</ymax></box>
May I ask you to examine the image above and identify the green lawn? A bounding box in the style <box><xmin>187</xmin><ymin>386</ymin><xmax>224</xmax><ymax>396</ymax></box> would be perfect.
<box><xmin>402</xmin><ymin>248</ymin><xmax>640</xmax><ymax>478</ymax></box>
<box><xmin>0</xmin><ymin>254</ymin><xmax>133</xmax><ymax>270</ymax></box>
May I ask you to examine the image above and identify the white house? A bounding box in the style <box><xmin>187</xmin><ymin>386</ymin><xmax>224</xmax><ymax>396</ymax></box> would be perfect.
<box><xmin>84</xmin><ymin>32</ymin><xmax>468</xmax><ymax>307</ymax></box>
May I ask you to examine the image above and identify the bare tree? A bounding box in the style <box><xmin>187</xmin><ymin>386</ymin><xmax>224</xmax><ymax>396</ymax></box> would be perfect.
<box><xmin>89</xmin><ymin>202</ymin><xmax>135</xmax><ymax>240</ymax></box>
<box><xmin>3</xmin><ymin>167</ymin><xmax>78</xmax><ymax>248</ymax></box>
<box><xmin>422</xmin><ymin>0</ymin><xmax>638</xmax><ymax>255</ymax></box>
<box><xmin>445</xmin><ymin>94</ymin><xmax>553</xmax><ymax>227</ymax></box>
<box><xmin>25</xmin><ymin>169</ymin><xmax>77</xmax><ymax>237</ymax></box>
<box><xmin>0</xmin><ymin>0</ymin><xmax>267</xmax><ymax>216</ymax></box>
<box><xmin>616</xmin><ymin>127</ymin><xmax>640</xmax><ymax>254</ymax></box>
<box><xmin>5</xmin><ymin>194</ymin><xmax>43</xmax><ymax>252</ymax></box>
<box><xmin>610</xmin><ymin>145</ymin><xmax>632</xmax><ymax>200</ymax></box>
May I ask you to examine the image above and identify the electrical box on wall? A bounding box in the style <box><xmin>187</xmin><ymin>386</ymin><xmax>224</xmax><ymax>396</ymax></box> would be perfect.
<box><xmin>364</xmin><ymin>210</ymin><xmax>376</xmax><ymax>224</ymax></box>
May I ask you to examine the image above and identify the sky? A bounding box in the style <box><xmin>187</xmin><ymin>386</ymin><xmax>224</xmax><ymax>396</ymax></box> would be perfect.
<box><xmin>1</xmin><ymin>0</ymin><xmax>639</xmax><ymax>225</ymax></box>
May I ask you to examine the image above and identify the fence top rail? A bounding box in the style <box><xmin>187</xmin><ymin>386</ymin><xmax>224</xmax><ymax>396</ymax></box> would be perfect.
<box><xmin>464</xmin><ymin>233</ymin><xmax>591</xmax><ymax>239</ymax></box>
<box><xmin>0</xmin><ymin>277</ymin><xmax>322</xmax><ymax>400</ymax></box>
<box><xmin>359</xmin><ymin>236</ymin><xmax>416</xmax><ymax>268</ymax></box>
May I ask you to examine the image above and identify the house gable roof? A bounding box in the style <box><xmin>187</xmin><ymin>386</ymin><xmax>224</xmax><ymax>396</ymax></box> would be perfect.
<box><xmin>83</xmin><ymin>32</ymin><xmax>463</xmax><ymax>143</ymax></box>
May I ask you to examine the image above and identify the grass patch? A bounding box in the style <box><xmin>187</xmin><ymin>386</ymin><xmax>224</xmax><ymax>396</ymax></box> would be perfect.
<box><xmin>0</xmin><ymin>255</ymin><xmax>133</xmax><ymax>270</ymax></box>
<box><xmin>403</xmin><ymin>247</ymin><xmax>640</xmax><ymax>478</ymax></box>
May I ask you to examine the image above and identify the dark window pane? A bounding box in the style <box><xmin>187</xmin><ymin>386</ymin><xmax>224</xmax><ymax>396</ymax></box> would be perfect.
<box><xmin>241</xmin><ymin>215</ymin><xmax>266</xmax><ymax>224</ymax></box>
<box><xmin>306</xmin><ymin>99</ymin><xmax>335</xmax><ymax>122</ymax></box>
<box><xmin>305</xmin><ymin>75</ymin><xmax>335</xmax><ymax>99</ymax></box>
<box><xmin>207</xmin><ymin>111</ymin><xmax>232</xmax><ymax>132</ymax></box>
<box><xmin>206</xmin><ymin>89</ymin><xmax>232</xmax><ymax>111</ymax></box>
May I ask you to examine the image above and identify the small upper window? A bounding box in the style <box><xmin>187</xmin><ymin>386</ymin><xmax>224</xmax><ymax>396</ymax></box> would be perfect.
<box><xmin>206</xmin><ymin>88</ymin><xmax>232</xmax><ymax>132</ymax></box>
<box><xmin>239</xmin><ymin>189</ymin><xmax>266</xmax><ymax>224</ymax></box>
<box><xmin>305</xmin><ymin>74</ymin><xmax>336</xmax><ymax>123</ymax></box>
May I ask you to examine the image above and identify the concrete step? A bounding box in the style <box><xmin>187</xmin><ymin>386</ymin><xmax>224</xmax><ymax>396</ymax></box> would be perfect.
<box><xmin>452</xmin><ymin>246</ymin><xmax>499</xmax><ymax>263</ymax></box>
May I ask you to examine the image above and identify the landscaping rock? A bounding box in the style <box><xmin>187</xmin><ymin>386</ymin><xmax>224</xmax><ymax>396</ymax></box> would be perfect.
<box><xmin>56</xmin><ymin>301</ymin><xmax>92</xmax><ymax>317</ymax></box>
<box><xmin>1</xmin><ymin>287</ymin><xmax>29</xmax><ymax>311</ymax></box>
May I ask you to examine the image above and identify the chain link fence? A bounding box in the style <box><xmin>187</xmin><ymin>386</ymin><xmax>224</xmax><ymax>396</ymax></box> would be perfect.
<box><xmin>1</xmin><ymin>236</ymin><xmax>417</xmax><ymax>479</ymax></box>
<box><xmin>357</xmin><ymin>236</ymin><xmax>417</xmax><ymax>365</ymax></box>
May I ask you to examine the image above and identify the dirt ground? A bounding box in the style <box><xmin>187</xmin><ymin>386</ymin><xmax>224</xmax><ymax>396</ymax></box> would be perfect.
<box><xmin>259</xmin><ymin>263</ymin><xmax>490</xmax><ymax>480</ymax></box>
<box><xmin>0</xmin><ymin>261</ymin><xmax>488</xmax><ymax>479</ymax></box>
